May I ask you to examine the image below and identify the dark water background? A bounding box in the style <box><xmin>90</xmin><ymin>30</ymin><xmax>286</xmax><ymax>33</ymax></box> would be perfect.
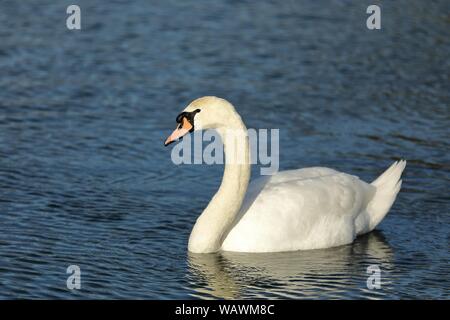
<box><xmin>0</xmin><ymin>0</ymin><xmax>449</xmax><ymax>299</ymax></box>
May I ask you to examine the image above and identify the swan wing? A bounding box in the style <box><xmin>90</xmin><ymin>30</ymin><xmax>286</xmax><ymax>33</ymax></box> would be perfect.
<box><xmin>221</xmin><ymin>168</ymin><xmax>375</xmax><ymax>252</ymax></box>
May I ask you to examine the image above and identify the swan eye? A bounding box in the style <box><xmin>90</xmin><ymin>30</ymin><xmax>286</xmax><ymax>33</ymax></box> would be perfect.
<box><xmin>176</xmin><ymin>112</ymin><xmax>187</xmax><ymax>123</ymax></box>
<box><xmin>175</xmin><ymin>109</ymin><xmax>201</xmax><ymax>133</ymax></box>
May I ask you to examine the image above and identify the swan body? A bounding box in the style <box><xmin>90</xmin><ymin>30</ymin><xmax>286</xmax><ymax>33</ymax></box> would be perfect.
<box><xmin>165</xmin><ymin>96</ymin><xmax>406</xmax><ymax>253</ymax></box>
<box><xmin>221</xmin><ymin>164</ymin><xmax>404</xmax><ymax>252</ymax></box>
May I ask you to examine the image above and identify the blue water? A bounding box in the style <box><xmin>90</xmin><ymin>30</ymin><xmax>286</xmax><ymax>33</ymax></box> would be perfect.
<box><xmin>0</xmin><ymin>0</ymin><xmax>449</xmax><ymax>299</ymax></box>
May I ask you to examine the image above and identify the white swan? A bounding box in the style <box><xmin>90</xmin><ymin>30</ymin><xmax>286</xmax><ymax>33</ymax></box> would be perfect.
<box><xmin>164</xmin><ymin>96</ymin><xmax>406</xmax><ymax>253</ymax></box>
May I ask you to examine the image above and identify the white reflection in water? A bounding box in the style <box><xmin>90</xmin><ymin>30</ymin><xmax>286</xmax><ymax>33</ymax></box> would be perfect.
<box><xmin>187</xmin><ymin>231</ymin><xmax>394</xmax><ymax>299</ymax></box>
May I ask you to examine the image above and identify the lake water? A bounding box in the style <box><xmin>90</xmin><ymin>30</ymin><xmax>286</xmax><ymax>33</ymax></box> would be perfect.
<box><xmin>0</xmin><ymin>0</ymin><xmax>448</xmax><ymax>299</ymax></box>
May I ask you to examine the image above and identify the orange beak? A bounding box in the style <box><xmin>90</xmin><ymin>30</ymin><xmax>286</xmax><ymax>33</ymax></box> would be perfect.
<box><xmin>164</xmin><ymin>117</ymin><xmax>193</xmax><ymax>146</ymax></box>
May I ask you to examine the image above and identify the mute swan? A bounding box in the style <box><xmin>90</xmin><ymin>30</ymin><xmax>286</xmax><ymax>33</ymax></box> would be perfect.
<box><xmin>164</xmin><ymin>96</ymin><xmax>406</xmax><ymax>253</ymax></box>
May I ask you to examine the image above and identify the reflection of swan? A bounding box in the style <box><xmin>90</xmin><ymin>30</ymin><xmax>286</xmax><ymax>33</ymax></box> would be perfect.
<box><xmin>187</xmin><ymin>231</ymin><xmax>394</xmax><ymax>299</ymax></box>
<box><xmin>165</xmin><ymin>97</ymin><xmax>406</xmax><ymax>253</ymax></box>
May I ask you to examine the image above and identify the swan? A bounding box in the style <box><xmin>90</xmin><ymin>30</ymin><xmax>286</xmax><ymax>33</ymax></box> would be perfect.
<box><xmin>164</xmin><ymin>96</ymin><xmax>406</xmax><ymax>253</ymax></box>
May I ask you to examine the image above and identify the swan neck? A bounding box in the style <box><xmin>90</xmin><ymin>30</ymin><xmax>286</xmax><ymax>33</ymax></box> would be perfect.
<box><xmin>188</xmin><ymin>116</ymin><xmax>250</xmax><ymax>253</ymax></box>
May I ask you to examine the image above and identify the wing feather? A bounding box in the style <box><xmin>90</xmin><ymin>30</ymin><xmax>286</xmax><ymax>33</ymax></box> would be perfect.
<box><xmin>222</xmin><ymin>169</ymin><xmax>374</xmax><ymax>252</ymax></box>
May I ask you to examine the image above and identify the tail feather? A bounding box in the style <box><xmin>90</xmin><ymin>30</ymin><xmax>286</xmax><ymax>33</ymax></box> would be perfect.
<box><xmin>366</xmin><ymin>160</ymin><xmax>406</xmax><ymax>231</ymax></box>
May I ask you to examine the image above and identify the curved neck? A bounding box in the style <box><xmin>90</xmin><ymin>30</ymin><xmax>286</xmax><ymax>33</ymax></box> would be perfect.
<box><xmin>188</xmin><ymin>115</ymin><xmax>251</xmax><ymax>253</ymax></box>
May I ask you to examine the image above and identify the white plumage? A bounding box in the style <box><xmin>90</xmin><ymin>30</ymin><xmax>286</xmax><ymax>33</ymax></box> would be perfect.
<box><xmin>222</xmin><ymin>161</ymin><xmax>406</xmax><ymax>252</ymax></box>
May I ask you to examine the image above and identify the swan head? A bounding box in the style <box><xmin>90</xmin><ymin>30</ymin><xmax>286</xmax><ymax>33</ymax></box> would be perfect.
<box><xmin>164</xmin><ymin>96</ymin><xmax>237</xmax><ymax>146</ymax></box>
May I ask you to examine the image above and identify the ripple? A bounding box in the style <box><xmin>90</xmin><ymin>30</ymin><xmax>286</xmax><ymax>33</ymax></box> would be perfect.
<box><xmin>0</xmin><ymin>0</ymin><xmax>448</xmax><ymax>299</ymax></box>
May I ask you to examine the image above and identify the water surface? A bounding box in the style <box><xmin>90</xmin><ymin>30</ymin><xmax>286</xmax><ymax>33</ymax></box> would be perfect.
<box><xmin>0</xmin><ymin>0</ymin><xmax>449</xmax><ymax>299</ymax></box>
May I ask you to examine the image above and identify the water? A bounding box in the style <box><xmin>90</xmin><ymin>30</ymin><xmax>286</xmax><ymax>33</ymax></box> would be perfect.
<box><xmin>0</xmin><ymin>0</ymin><xmax>448</xmax><ymax>299</ymax></box>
